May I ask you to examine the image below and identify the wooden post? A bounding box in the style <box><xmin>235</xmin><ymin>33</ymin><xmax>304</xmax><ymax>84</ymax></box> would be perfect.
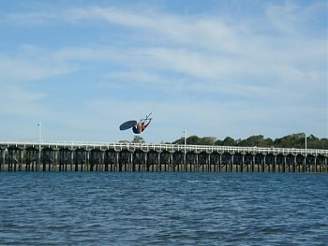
<box><xmin>114</xmin><ymin>151</ymin><xmax>118</xmax><ymax>172</ymax></box>
<box><xmin>241</xmin><ymin>154</ymin><xmax>245</xmax><ymax>173</ymax></box>
<box><xmin>117</xmin><ymin>151</ymin><xmax>121</xmax><ymax>172</ymax></box>
<box><xmin>256</xmin><ymin>155</ymin><xmax>259</xmax><ymax>172</ymax></box>
<box><xmin>156</xmin><ymin>152</ymin><xmax>160</xmax><ymax>172</ymax></box>
<box><xmin>144</xmin><ymin>152</ymin><xmax>148</xmax><ymax>172</ymax></box>
<box><xmin>19</xmin><ymin>149</ymin><xmax>23</xmax><ymax>172</ymax></box>
<box><xmin>70</xmin><ymin>150</ymin><xmax>74</xmax><ymax>172</ymax></box>
<box><xmin>219</xmin><ymin>154</ymin><xmax>222</xmax><ymax>172</ymax></box>
<box><xmin>251</xmin><ymin>155</ymin><xmax>255</xmax><ymax>172</ymax></box>
<box><xmin>196</xmin><ymin>154</ymin><xmax>199</xmax><ymax>172</ymax></box>
<box><xmin>223</xmin><ymin>155</ymin><xmax>227</xmax><ymax>172</ymax></box>
<box><xmin>81</xmin><ymin>150</ymin><xmax>85</xmax><ymax>172</ymax></box>
<box><xmin>86</xmin><ymin>150</ymin><xmax>89</xmax><ymax>172</ymax></box>
<box><xmin>271</xmin><ymin>154</ymin><xmax>278</xmax><ymax>172</ymax></box>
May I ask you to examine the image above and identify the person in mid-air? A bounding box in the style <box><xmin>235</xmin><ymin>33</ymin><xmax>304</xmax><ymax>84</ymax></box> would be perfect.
<box><xmin>119</xmin><ymin>113</ymin><xmax>152</xmax><ymax>134</ymax></box>
<box><xmin>132</xmin><ymin>117</ymin><xmax>152</xmax><ymax>134</ymax></box>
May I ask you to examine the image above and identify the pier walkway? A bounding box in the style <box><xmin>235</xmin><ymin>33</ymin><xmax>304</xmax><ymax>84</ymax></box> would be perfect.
<box><xmin>1</xmin><ymin>141</ymin><xmax>327</xmax><ymax>172</ymax></box>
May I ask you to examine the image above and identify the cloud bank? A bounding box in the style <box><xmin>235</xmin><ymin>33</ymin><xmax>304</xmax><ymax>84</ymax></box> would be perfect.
<box><xmin>0</xmin><ymin>0</ymin><xmax>326</xmax><ymax>142</ymax></box>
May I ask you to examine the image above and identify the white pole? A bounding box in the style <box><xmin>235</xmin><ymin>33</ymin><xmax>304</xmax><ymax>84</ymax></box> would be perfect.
<box><xmin>184</xmin><ymin>129</ymin><xmax>187</xmax><ymax>146</ymax></box>
<box><xmin>305</xmin><ymin>133</ymin><xmax>307</xmax><ymax>151</ymax></box>
<box><xmin>38</xmin><ymin>122</ymin><xmax>42</xmax><ymax>144</ymax></box>
<box><xmin>183</xmin><ymin>129</ymin><xmax>187</xmax><ymax>166</ymax></box>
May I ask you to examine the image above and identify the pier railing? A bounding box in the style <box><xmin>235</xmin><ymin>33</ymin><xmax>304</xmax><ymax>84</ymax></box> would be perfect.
<box><xmin>1</xmin><ymin>141</ymin><xmax>327</xmax><ymax>172</ymax></box>
<box><xmin>1</xmin><ymin>141</ymin><xmax>327</xmax><ymax>155</ymax></box>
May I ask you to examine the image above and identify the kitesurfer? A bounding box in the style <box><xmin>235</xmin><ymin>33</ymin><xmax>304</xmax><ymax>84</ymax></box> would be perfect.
<box><xmin>132</xmin><ymin>118</ymin><xmax>152</xmax><ymax>134</ymax></box>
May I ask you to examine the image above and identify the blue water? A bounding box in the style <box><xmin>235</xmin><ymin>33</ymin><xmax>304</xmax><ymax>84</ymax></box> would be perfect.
<box><xmin>0</xmin><ymin>173</ymin><xmax>327</xmax><ymax>245</ymax></box>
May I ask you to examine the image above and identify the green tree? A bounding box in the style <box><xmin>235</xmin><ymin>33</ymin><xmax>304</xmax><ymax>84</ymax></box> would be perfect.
<box><xmin>186</xmin><ymin>135</ymin><xmax>200</xmax><ymax>145</ymax></box>
<box><xmin>173</xmin><ymin>137</ymin><xmax>184</xmax><ymax>144</ymax></box>
<box><xmin>132</xmin><ymin>136</ymin><xmax>145</xmax><ymax>143</ymax></box>
<box><xmin>222</xmin><ymin>137</ymin><xmax>236</xmax><ymax>146</ymax></box>
<box><xmin>199</xmin><ymin>137</ymin><xmax>216</xmax><ymax>145</ymax></box>
<box><xmin>319</xmin><ymin>138</ymin><xmax>328</xmax><ymax>149</ymax></box>
<box><xmin>262</xmin><ymin>137</ymin><xmax>274</xmax><ymax>147</ymax></box>
<box><xmin>214</xmin><ymin>139</ymin><xmax>223</xmax><ymax>145</ymax></box>
<box><xmin>274</xmin><ymin>133</ymin><xmax>305</xmax><ymax>148</ymax></box>
<box><xmin>238</xmin><ymin>135</ymin><xmax>272</xmax><ymax>147</ymax></box>
<box><xmin>171</xmin><ymin>133</ymin><xmax>327</xmax><ymax>149</ymax></box>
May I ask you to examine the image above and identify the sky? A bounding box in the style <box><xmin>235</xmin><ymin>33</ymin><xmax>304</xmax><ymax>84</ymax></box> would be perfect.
<box><xmin>0</xmin><ymin>0</ymin><xmax>327</xmax><ymax>143</ymax></box>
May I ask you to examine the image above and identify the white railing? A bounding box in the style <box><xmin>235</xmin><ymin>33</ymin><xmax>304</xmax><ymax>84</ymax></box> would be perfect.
<box><xmin>0</xmin><ymin>140</ymin><xmax>327</xmax><ymax>155</ymax></box>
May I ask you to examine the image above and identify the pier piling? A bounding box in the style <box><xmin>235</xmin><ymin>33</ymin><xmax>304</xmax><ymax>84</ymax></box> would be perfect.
<box><xmin>0</xmin><ymin>142</ymin><xmax>327</xmax><ymax>172</ymax></box>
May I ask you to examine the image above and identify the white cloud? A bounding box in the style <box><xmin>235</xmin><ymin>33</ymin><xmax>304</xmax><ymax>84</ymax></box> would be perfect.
<box><xmin>83</xmin><ymin>96</ymin><xmax>327</xmax><ymax>142</ymax></box>
<box><xmin>1</xmin><ymin>12</ymin><xmax>61</xmax><ymax>25</ymax></box>
<box><xmin>69</xmin><ymin>6</ymin><xmax>239</xmax><ymax>52</ymax></box>
<box><xmin>266</xmin><ymin>1</ymin><xmax>328</xmax><ymax>35</ymax></box>
<box><xmin>0</xmin><ymin>55</ymin><xmax>74</xmax><ymax>82</ymax></box>
<box><xmin>60</xmin><ymin>4</ymin><xmax>327</xmax><ymax>95</ymax></box>
<box><xmin>0</xmin><ymin>1</ymin><xmax>326</xmax><ymax>141</ymax></box>
<box><xmin>0</xmin><ymin>84</ymin><xmax>46</xmax><ymax>116</ymax></box>
<box><xmin>3</xmin><ymin>3</ymin><xmax>325</xmax><ymax>89</ymax></box>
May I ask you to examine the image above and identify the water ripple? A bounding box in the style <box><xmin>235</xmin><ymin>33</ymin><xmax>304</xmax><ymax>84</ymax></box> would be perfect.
<box><xmin>0</xmin><ymin>173</ymin><xmax>327</xmax><ymax>245</ymax></box>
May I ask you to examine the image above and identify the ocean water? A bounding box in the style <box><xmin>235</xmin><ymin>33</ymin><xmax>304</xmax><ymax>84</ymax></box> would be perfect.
<box><xmin>0</xmin><ymin>173</ymin><xmax>327</xmax><ymax>245</ymax></box>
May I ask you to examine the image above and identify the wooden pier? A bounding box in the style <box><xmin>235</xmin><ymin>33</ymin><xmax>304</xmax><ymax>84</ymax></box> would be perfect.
<box><xmin>0</xmin><ymin>142</ymin><xmax>327</xmax><ymax>172</ymax></box>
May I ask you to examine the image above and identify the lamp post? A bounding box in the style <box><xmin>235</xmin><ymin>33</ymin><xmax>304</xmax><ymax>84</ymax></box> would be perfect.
<box><xmin>37</xmin><ymin>122</ymin><xmax>42</xmax><ymax>144</ymax></box>
<box><xmin>183</xmin><ymin>129</ymin><xmax>187</xmax><ymax>167</ymax></box>
<box><xmin>37</xmin><ymin>122</ymin><xmax>42</xmax><ymax>170</ymax></box>
<box><xmin>183</xmin><ymin>129</ymin><xmax>187</xmax><ymax>147</ymax></box>
<box><xmin>304</xmin><ymin>133</ymin><xmax>307</xmax><ymax>151</ymax></box>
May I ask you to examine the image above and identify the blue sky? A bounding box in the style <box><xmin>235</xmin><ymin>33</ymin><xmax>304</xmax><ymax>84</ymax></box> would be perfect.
<box><xmin>0</xmin><ymin>0</ymin><xmax>327</xmax><ymax>143</ymax></box>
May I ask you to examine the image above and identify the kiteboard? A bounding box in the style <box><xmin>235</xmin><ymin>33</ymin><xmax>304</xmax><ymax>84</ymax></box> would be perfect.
<box><xmin>119</xmin><ymin>113</ymin><xmax>152</xmax><ymax>134</ymax></box>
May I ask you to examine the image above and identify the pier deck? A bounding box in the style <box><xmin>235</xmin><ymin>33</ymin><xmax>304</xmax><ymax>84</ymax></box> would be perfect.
<box><xmin>1</xmin><ymin>142</ymin><xmax>327</xmax><ymax>172</ymax></box>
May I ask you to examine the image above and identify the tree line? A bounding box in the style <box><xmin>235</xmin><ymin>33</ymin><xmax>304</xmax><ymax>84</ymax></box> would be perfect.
<box><xmin>172</xmin><ymin>133</ymin><xmax>328</xmax><ymax>149</ymax></box>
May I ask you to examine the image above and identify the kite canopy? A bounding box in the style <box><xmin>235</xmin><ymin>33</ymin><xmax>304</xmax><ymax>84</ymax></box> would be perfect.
<box><xmin>119</xmin><ymin>120</ymin><xmax>137</xmax><ymax>130</ymax></box>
